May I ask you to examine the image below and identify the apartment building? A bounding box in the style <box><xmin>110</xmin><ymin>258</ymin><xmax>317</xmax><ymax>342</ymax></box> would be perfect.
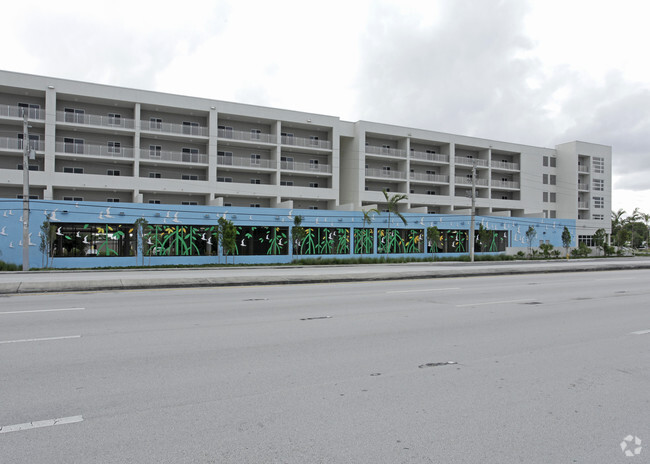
<box><xmin>0</xmin><ymin>71</ymin><xmax>611</xmax><ymax>267</ymax></box>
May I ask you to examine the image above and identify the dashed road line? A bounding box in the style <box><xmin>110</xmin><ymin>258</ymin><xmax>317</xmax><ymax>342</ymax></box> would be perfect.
<box><xmin>0</xmin><ymin>335</ymin><xmax>82</xmax><ymax>345</ymax></box>
<box><xmin>0</xmin><ymin>415</ymin><xmax>83</xmax><ymax>434</ymax></box>
<box><xmin>387</xmin><ymin>287</ymin><xmax>460</xmax><ymax>294</ymax></box>
<box><xmin>0</xmin><ymin>307</ymin><xmax>85</xmax><ymax>315</ymax></box>
<box><xmin>630</xmin><ymin>329</ymin><xmax>650</xmax><ymax>335</ymax></box>
<box><xmin>456</xmin><ymin>298</ymin><xmax>530</xmax><ymax>308</ymax></box>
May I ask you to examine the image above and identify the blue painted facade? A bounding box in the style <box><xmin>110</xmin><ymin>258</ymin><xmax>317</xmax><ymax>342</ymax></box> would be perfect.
<box><xmin>0</xmin><ymin>200</ymin><xmax>576</xmax><ymax>268</ymax></box>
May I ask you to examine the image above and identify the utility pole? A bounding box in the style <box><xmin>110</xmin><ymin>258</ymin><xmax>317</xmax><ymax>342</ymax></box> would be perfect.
<box><xmin>469</xmin><ymin>160</ymin><xmax>476</xmax><ymax>262</ymax></box>
<box><xmin>22</xmin><ymin>111</ymin><xmax>33</xmax><ymax>271</ymax></box>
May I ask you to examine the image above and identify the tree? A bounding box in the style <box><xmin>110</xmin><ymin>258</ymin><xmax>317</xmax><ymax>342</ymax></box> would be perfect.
<box><xmin>382</xmin><ymin>189</ymin><xmax>408</xmax><ymax>253</ymax></box>
<box><xmin>637</xmin><ymin>210</ymin><xmax>650</xmax><ymax>248</ymax></box>
<box><xmin>426</xmin><ymin>226</ymin><xmax>441</xmax><ymax>258</ymax></box>
<box><xmin>39</xmin><ymin>215</ymin><xmax>56</xmax><ymax>268</ymax></box>
<box><xmin>291</xmin><ymin>215</ymin><xmax>307</xmax><ymax>256</ymax></box>
<box><xmin>133</xmin><ymin>217</ymin><xmax>149</xmax><ymax>266</ymax></box>
<box><xmin>561</xmin><ymin>226</ymin><xmax>572</xmax><ymax>259</ymax></box>
<box><xmin>218</xmin><ymin>217</ymin><xmax>237</xmax><ymax>264</ymax></box>
<box><xmin>593</xmin><ymin>228</ymin><xmax>607</xmax><ymax>256</ymax></box>
<box><xmin>525</xmin><ymin>225</ymin><xmax>537</xmax><ymax>257</ymax></box>
<box><xmin>611</xmin><ymin>209</ymin><xmax>626</xmax><ymax>241</ymax></box>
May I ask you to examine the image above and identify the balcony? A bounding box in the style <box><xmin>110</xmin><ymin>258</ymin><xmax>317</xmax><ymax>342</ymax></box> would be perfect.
<box><xmin>409</xmin><ymin>172</ymin><xmax>449</xmax><ymax>183</ymax></box>
<box><xmin>410</xmin><ymin>150</ymin><xmax>449</xmax><ymax>163</ymax></box>
<box><xmin>140</xmin><ymin>149</ymin><xmax>207</xmax><ymax>164</ymax></box>
<box><xmin>142</xmin><ymin>120</ymin><xmax>209</xmax><ymax>137</ymax></box>
<box><xmin>218</xmin><ymin>156</ymin><xmax>275</xmax><ymax>170</ymax></box>
<box><xmin>0</xmin><ymin>137</ymin><xmax>45</xmax><ymax>152</ymax></box>
<box><xmin>281</xmin><ymin>135</ymin><xmax>331</xmax><ymax>150</ymax></box>
<box><xmin>0</xmin><ymin>104</ymin><xmax>45</xmax><ymax>120</ymax></box>
<box><xmin>218</xmin><ymin>128</ymin><xmax>276</xmax><ymax>144</ymax></box>
<box><xmin>57</xmin><ymin>111</ymin><xmax>135</xmax><ymax>130</ymax></box>
<box><xmin>365</xmin><ymin>145</ymin><xmax>407</xmax><ymax>158</ymax></box>
<box><xmin>454</xmin><ymin>156</ymin><xmax>489</xmax><ymax>167</ymax></box>
<box><xmin>578</xmin><ymin>182</ymin><xmax>589</xmax><ymax>191</ymax></box>
<box><xmin>280</xmin><ymin>160</ymin><xmax>331</xmax><ymax>174</ymax></box>
<box><xmin>578</xmin><ymin>202</ymin><xmax>589</xmax><ymax>209</ymax></box>
<box><xmin>578</xmin><ymin>164</ymin><xmax>589</xmax><ymax>173</ymax></box>
<box><xmin>491</xmin><ymin>180</ymin><xmax>520</xmax><ymax>189</ymax></box>
<box><xmin>55</xmin><ymin>141</ymin><xmax>134</xmax><ymax>159</ymax></box>
<box><xmin>365</xmin><ymin>168</ymin><xmax>407</xmax><ymax>180</ymax></box>
<box><xmin>455</xmin><ymin>176</ymin><xmax>488</xmax><ymax>187</ymax></box>
<box><xmin>490</xmin><ymin>160</ymin><xmax>520</xmax><ymax>171</ymax></box>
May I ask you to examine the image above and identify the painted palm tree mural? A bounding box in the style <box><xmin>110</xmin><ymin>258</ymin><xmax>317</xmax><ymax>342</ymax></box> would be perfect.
<box><xmin>296</xmin><ymin>227</ymin><xmax>350</xmax><ymax>255</ymax></box>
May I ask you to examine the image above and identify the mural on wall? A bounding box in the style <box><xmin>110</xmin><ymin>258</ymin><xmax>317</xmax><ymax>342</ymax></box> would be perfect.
<box><xmin>236</xmin><ymin>226</ymin><xmax>289</xmax><ymax>256</ymax></box>
<box><xmin>353</xmin><ymin>228</ymin><xmax>374</xmax><ymax>255</ymax></box>
<box><xmin>51</xmin><ymin>224</ymin><xmax>133</xmax><ymax>257</ymax></box>
<box><xmin>427</xmin><ymin>230</ymin><xmax>508</xmax><ymax>254</ymax></box>
<box><xmin>295</xmin><ymin>227</ymin><xmax>350</xmax><ymax>255</ymax></box>
<box><xmin>377</xmin><ymin>229</ymin><xmax>424</xmax><ymax>254</ymax></box>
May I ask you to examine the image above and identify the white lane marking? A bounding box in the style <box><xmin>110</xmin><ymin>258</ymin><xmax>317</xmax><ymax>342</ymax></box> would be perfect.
<box><xmin>0</xmin><ymin>307</ymin><xmax>85</xmax><ymax>315</ymax></box>
<box><xmin>387</xmin><ymin>287</ymin><xmax>460</xmax><ymax>294</ymax></box>
<box><xmin>630</xmin><ymin>329</ymin><xmax>650</xmax><ymax>335</ymax></box>
<box><xmin>0</xmin><ymin>335</ymin><xmax>82</xmax><ymax>345</ymax></box>
<box><xmin>0</xmin><ymin>415</ymin><xmax>83</xmax><ymax>434</ymax></box>
<box><xmin>456</xmin><ymin>298</ymin><xmax>530</xmax><ymax>308</ymax></box>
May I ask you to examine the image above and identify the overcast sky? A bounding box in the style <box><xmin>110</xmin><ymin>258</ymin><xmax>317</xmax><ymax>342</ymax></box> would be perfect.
<box><xmin>2</xmin><ymin>0</ymin><xmax>649</xmax><ymax>216</ymax></box>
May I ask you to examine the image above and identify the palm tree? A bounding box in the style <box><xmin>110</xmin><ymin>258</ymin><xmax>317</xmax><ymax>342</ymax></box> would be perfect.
<box><xmin>360</xmin><ymin>208</ymin><xmax>378</xmax><ymax>256</ymax></box>
<box><xmin>382</xmin><ymin>189</ymin><xmax>408</xmax><ymax>253</ymax></box>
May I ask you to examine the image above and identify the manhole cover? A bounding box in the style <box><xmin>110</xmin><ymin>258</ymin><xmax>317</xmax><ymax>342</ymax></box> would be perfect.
<box><xmin>418</xmin><ymin>361</ymin><xmax>457</xmax><ymax>368</ymax></box>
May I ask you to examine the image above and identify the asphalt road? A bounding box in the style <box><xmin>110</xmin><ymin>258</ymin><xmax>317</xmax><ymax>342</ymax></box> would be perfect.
<box><xmin>1</xmin><ymin>270</ymin><xmax>649</xmax><ymax>463</ymax></box>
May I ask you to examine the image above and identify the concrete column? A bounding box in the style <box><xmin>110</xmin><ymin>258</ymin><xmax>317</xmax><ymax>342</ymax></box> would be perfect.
<box><xmin>133</xmin><ymin>103</ymin><xmax>141</xmax><ymax>180</ymax></box>
<box><xmin>44</xmin><ymin>86</ymin><xmax>57</xmax><ymax>197</ymax></box>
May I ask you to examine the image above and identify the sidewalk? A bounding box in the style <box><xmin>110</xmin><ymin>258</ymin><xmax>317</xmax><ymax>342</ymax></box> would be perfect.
<box><xmin>1</xmin><ymin>258</ymin><xmax>650</xmax><ymax>294</ymax></box>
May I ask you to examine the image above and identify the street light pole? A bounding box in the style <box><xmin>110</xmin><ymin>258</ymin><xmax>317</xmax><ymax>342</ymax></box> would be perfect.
<box><xmin>22</xmin><ymin>111</ymin><xmax>31</xmax><ymax>271</ymax></box>
<box><xmin>469</xmin><ymin>160</ymin><xmax>476</xmax><ymax>262</ymax></box>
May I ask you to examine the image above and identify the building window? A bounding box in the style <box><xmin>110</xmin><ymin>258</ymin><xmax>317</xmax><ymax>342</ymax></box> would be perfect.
<box><xmin>63</xmin><ymin>137</ymin><xmax>84</xmax><ymax>154</ymax></box>
<box><xmin>250</xmin><ymin>154</ymin><xmax>261</xmax><ymax>165</ymax></box>
<box><xmin>309</xmin><ymin>182</ymin><xmax>319</xmax><ymax>188</ymax></box>
<box><xmin>501</xmin><ymin>195</ymin><xmax>509</xmax><ymax>200</ymax></box>
<box><xmin>281</xmin><ymin>156</ymin><xmax>294</xmax><ymax>168</ymax></box>
<box><xmin>593</xmin><ymin>214</ymin><xmax>604</xmax><ymax>220</ymax></box>
<box><xmin>578</xmin><ymin>235</ymin><xmax>594</xmax><ymax>246</ymax></box>
<box><xmin>550</xmin><ymin>157</ymin><xmax>556</xmax><ymax>168</ymax></box>
<box><xmin>250</xmin><ymin>203</ymin><xmax>261</xmax><ymax>208</ymax></box>
<box><xmin>250</xmin><ymin>129</ymin><xmax>261</xmax><ymax>140</ymax></box>
<box><xmin>18</xmin><ymin>102</ymin><xmax>40</xmax><ymax>119</ymax></box>
<box><xmin>309</xmin><ymin>206</ymin><xmax>319</xmax><ymax>210</ymax></box>
<box><xmin>250</xmin><ymin>179</ymin><xmax>261</xmax><ymax>184</ymax></box>
<box><xmin>543</xmin><ymin>174</ymin><xmax>548</xmax><ymax>184</ymax></box>
<box><xmin>593</xmin><ymin>179</ymin><xmax>604</xmax><ymax>191</ymax></box>
<box><xmin>17</xmin><ymin>133</ymin><xmax>40</xmax><ymax>150</ymax></box>
<box><xmin>550</xmin><ymin>175</ymin><xmax>556</xmax><ymax>185</ymax></box>
<box><xmin>309</xmin><ymin>159</ymin><xmax>319</xmax><ymax>168</ymax></box>
<box><xmin>224</xmin><ymin>203</ymin><xmax>232</xmax><ymax>207</ymax></box>
<box><xmin>149</xmin><ymin>172</ymin><xmax>162</xmax><ymax>178</ymax></box>
<box><xmin>16</xmin><ymin>194</ymin><xmax>39</xmax><ymax>199</ymax></box>
<box><xmin>181</xmin><ymin>201</ymin><xmax>198</xmax><ymax>206</ymax></box>
<box><xmin>218</xmin><ymin>151</ymin><xmax>233</xmax><ymax>165</ymax></box>
<box><xmin>182</xmin><ymin>121</ymin><xmax>199</xmax><ymax>135</ymax></box>
<box><xmin>410</xmin><ymin>189</ymin><xmax>415</xmax><ymax>194</ymax></box>
<box><xmin>63</xmin><ymin>196</ymin><xmax>83</xmax><ymax>202</ymax></box>
<box><xmin>149</xmin><ymin>145</ymin><xmax>162</xmax><ymax>157</ymax></box>
<box><xmin>106</xmin><ymin>198</ymin><xmax>120</xmax><ymax>203</ymax></box>
<box><xmin>550</xmin><ymin>210</ymin><xmax>556</xmax><ymax>218</ymax></box>
<box><xmin>426</xmin><ymin>190</ymin><xmax>436</xmax><ymax>195</ymax></box>
<box><xmin>217</xmin><ymin>177</ymin><xmax>233</xmax><ymax>183</ymax></box>
<box><xmin>280</xmin><ymin>181</ymin><xmax>294</xmax><ymax>186</ymax></box>
<box><xmin>182</xmin><ymin>148</ymin><xmax>199</xmax><ymax>162</ymax></box>
<box><xmin>281</xmin><ymin>132</ymin><xmax>294</xmax><ymax>143</ymax></box>
<box><xmin>426</xmin><ymin>170</ymin><xmax>435</xmax><ymax>175</ymax></box>
<box><xmin>310</xmin><ymin>135</ymin><xmax>319</xmax><ymax>146</ymax></box>
<box><xmin>593</xmin><ymin>157</ymin><xmax>605</xmax><ymax>174</ymax></box>
<box><xmin>182</xmin><ymin>174</ymin><xmax>199</xmax><ymax>180</ymax></box>
<box><xmin>17</xmin><ymin>164</ymin><xmax>39</xmax><ymax>171</ymax></box>
<box><xmin>150</xmin><ymin>117</ymin><xmax>163</xmax><ymax>130</ymax></box>
<box><xmin>63</xmin><ymin>167</ymin><xmax>84</xmax><ymax>174</ymax></box>
<box><xmin>64</xmin><ymin>107</ymin><xmax>85</xmax><ymax>124</ymax></box>
<box><xmin>550</xmin><ymin>192</ymin><xmax>556</xmax><ymax>202</ymax></box>
<box><xmin>107</xmin><ymin>169</ymin><xmax>121</xmax><ymax>176</ymax></box>
<box><xmin>593</xmin><ymin>196</ymin><xmax>604</xmax><ymax>208</ymax></box>
<box><xmin>108</xmin><ymin>141</ymin><xmax>121</xmax><ymax>154</ymax></box>
<box><xmin>543</xmin><ymin>156</ymin><xmax>549</xmax><ymax>167</ymax></box>
<box><xmin>543</xmin><ymin>192</ymin><xmax>548</xmax><ymax>202</ymax></box>
<box><xmin>149</xmin><ymin>200</ymin><xmax>161</xmax><ymax>204</ymax></box>
<box><xmin>218</xmin><ymin>125</ymin><xmax>233</xmax><ymax>137</ymax></box>
<box><xmin>108</xmin><ymin>113</ymin><xmax>121</xmax><ymax>126</ymax></box>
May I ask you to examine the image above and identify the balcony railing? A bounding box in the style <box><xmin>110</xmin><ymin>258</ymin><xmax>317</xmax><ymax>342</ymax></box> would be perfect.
<box><xmin>0</xmin><ymin>104</ymin><xmax>46</xmax><ymax>120</ymax></box>
<box><xmin>454</xmin><ymin>156</ymin><xmax>489</xmax><ymax>167</ymax></box>
<box><xmin>281</xmin><ymin>160</ymin><xmax>331</xmax><ymax>173</ymax></box>
<box><xmin>218</xmin><ymin>128</ymin><xmax>276</xmax><ymax>144</ymax></box>
<box><xmin>490</xmin><ymin>160</ymin><xmax>520</xmax><ymax>170</ymax></box>
<box><xmin>281</xmin><ymin>135</ymin><xmax>332</xmax><ymax>150</ymax></box>
<box><xmin>57</xmin><ymin>111</ymin><xmax>135</xmax><ymax>129</ymax></box>
<box><xmin>142</xmin><ymin>120</ymin><xmax>209</xmax><ymax>137</ymax></box>
<box><xmin>578</xmin><ymin>165</ymin><xmax>589</xmax><ymax>173</ymax></box>
<box><xmin>410</xmin><ymin>150</ymin><xmax>449</xmax><ymax>163</ymax></box>
<box><xmin>140</xmin><ymin>149</ymin><xmax>207</xmax><ymax>164</ymax></box>
<box><xmin>218</xmin><ymin>156</ymin><xmax>275</xmax><ymax>169</ymax></box>
<box><xmin>0</xmin><ymin>137</ymin><xmax>45</xmax><ymax>151</ymax></box>
<box><xmin>365</xmin><ymin>168</ymin><xmax>407</xmax><ymax>179</ymax></box>
<box><xmin>578</xmin><ymin>182</ymin><xmax>589</xmax><ymax>191</ymax></box>
<box><xmin>55</xmin><ymin>142</ymin><xmax>134</xmax><ymax>159</ymax></box>
<box><xmin>578</xmin><ymin>202</ymin><xmax>589</xmax><ymax>209</ymax></box>
<box><xmin>491</xmin><ymin>180</ymin><xmax>520</xmax><ymax>189</ymax></box>
<box><xmin>365</xmin><ymin>145</ymin><xmax>407</xmax><ymax>158</ymax></box>
<box><xmin>455</xmin><ymin>176</ymin><xmax>488</xmax><ymax>186</ymax></box>
<box><xmin>409</xmin><ymin>172</ymin><xmax>449</xmax><ymax>183</ymax></box>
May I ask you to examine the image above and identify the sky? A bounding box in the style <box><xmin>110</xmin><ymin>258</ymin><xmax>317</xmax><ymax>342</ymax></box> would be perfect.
<box><xmin>2</xmin><ymin>0</ymin><xmax>649</xmax><ymax>217</ymax></box>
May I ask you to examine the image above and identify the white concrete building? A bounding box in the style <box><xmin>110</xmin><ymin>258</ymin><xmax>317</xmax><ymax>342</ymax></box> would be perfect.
<box><xmin>0</xmin><ymin>70</ymin><xmax>611</xmax><ymax>239</ymax></box>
